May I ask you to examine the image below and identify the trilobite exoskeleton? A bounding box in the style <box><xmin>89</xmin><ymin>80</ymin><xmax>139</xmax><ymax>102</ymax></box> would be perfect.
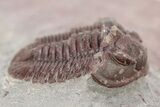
<box><xmin>8</xmin><ymin>19</ymin><xmax>148</xmax><ymax>88</ymax></box>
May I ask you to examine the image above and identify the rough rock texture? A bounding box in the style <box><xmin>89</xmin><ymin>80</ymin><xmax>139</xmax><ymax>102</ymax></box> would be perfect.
<box><xmin>0</xmin><ymin>0</ymin><xmax>160</xmax><ymax>107</ymax></box>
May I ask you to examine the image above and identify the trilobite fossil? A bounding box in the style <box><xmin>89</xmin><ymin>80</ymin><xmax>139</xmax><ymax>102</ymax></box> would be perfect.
<box><xmin>8</xmin><ymin>19</ymin><xmax>148</xmax><ymax>88</ymax></box>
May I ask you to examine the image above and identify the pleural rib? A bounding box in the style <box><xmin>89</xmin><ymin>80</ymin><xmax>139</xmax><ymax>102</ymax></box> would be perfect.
<box><xmin>8</xmin><ymin>24</ymin><xmax>104</xmax><ymax>83</ymax></box>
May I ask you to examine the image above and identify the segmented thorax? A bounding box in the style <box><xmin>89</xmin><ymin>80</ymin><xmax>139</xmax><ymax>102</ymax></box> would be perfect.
<box><xmin>8</xmin><ymin>22</ymin><xmax>107</xmax><ymax>83</ymax></box>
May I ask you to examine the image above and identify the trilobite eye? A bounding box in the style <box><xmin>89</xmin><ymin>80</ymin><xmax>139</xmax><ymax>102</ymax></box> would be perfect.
<box><xmin>111</xmin><ymin>54</ymin><xmax>132</xmax><ymax>66</ymax></box>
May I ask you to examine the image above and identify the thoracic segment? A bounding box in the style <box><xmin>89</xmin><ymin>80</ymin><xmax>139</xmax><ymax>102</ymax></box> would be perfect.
<box><xmin>32</xmin><ymin>29</ymin><xmax>102</xmax><ymax>62</ymax></box>
<box><xmin>35</xmin><ymin>24</ymin><xmax>101</xmax><ymax>45</ymax></box>
<box><xmin>8</xmin><ymin>26</ymin><xmax>104</xmax><ymax>83</ymax></box>
<box><xmin>9</xmin><ymin>55</ymin><xmax>94</xmax><ymax>83</ymax></box>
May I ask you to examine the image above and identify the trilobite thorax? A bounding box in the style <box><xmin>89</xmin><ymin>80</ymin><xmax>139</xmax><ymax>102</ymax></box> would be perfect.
<box><xmin>8</xmin><ymin>19</ymin><xmax>148</xmax><ymax>88</ymax></box>
<box><xmin>8</xmin><ymin>22</ymin><xmax>106</xmax><ymax>83</ymax></box>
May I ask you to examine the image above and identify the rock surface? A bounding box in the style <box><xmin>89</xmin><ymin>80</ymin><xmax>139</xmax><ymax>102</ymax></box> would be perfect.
<box><xmin>0</xmin><ymin>0</ymin><xmax>160</xmax><ymax>107</ymax></box>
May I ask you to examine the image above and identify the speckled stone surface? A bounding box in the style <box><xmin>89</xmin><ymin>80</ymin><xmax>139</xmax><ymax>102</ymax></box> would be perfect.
<box><xmin>0</xmin><ymin>0</ymin><xmax>160</xmax><ymax>107</ymax></box>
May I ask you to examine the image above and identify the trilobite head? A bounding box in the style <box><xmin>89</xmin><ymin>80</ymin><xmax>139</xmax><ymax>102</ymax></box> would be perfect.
<box><xmin>92</xmin><ymin>24</ymin><xmax>148</xmax><ymax>88</ymax></box>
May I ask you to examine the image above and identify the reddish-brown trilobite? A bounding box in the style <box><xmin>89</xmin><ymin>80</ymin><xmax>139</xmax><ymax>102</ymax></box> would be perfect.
<box><xmin>8</xmin><ymin>19</ymin><xmax>148</xmax><ymax>88</ymax></box>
